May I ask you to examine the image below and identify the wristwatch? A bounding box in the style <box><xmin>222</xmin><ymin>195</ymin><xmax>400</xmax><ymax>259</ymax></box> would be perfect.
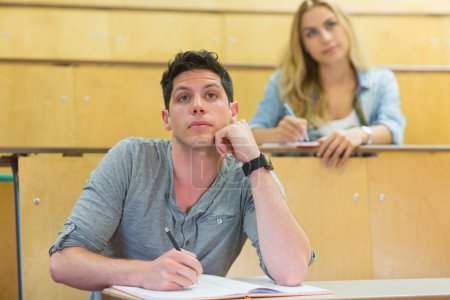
<box><xmin>242</xmin><ymin>153</ymin><xmax>274</xmax><ymax>176</ymax></box>
<box><xmin>361</xmin><ymin>126</ymin><xmax>372</xmax><ymax>145</ymax></box>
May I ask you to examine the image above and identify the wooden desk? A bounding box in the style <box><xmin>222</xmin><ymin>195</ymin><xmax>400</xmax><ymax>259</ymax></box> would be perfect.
<box><xmin>101</xmin><ymin>278</ymin><xmax>450</xmax><ymax>300</ymax></box>
<box><xmin>0</xmin><ymin>147</ymin><xmax>108</xmax><ymax>300</ymax></box>
<box><xmin>1</xmin><ymin>145</ymin><xmax>450</xmax><ymax>300</ymax></box>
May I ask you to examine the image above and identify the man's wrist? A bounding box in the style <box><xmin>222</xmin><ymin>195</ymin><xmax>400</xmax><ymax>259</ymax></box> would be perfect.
<box><xmin>242</xmin><ymin>153</ymin><xmax>274</xmax><ymax>176</ymax></box>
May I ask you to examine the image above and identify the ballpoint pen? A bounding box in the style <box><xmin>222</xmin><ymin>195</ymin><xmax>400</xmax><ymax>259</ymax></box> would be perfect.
<box><xmin>164</xmin><ymin>227</ymin><xmax>181</xmax><ymax>251</ymax></box>
<box><xmin>283</xmin><ymin>103</ymin><xmax>310</xmax><ymax>142</ymax></box>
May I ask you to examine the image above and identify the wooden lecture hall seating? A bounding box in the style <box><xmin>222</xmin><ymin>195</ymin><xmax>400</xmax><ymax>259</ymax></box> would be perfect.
<box><xmin>0</xmin><ymin>0</ymin><xmax>449</xmax><ymax>299</ymax></box>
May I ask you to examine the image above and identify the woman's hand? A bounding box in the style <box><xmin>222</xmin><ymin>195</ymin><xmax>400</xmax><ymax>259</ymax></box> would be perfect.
<box><xmin>317</xmin><ymin>127</ymin><xmax>366</xmax><ymax>168</ymax></box>
<box><xmin>276</xmin><ymin>116</ymin><xmax>308</xmax><ymax>143</ymax></box>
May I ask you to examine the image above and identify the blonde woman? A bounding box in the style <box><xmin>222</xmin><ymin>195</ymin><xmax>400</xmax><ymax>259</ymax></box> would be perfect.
<box><xmin>250</xmin><ymin>0</ymin><xmax>405</xmax><ymax>167</ymax></box>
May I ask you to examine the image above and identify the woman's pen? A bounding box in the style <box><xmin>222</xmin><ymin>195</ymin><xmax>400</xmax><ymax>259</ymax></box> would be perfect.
<box><xmin>283</xmin><ymin>103</ymin><xmax>310</xmax><ymax>142</ymax></box>
<box><xmin>165</xmin><ymin>227</ymin><xmax>181</xmax><ymax>251</ymax></box>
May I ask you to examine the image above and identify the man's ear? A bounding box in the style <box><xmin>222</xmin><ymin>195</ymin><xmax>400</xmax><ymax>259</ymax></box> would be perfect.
<box><xmin>161</xmin><ymin>109</ymin><xmax>172</xmax><ymax>131</ymax></box>
<box><xmin>229</xmin><ymin>102</ymin><xmax>239</xmax><ymax>122</ymax></box>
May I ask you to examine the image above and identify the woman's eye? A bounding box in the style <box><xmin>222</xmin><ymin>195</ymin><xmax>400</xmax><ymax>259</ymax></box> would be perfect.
<box><xmin>305</xmin><ymin>29</ymin><xmax>317</xmax><ymax>38</ymax></box>
<box><xmin>325</xmin><ymin>21</ymin><xmax>337</xmax><ymax>30</ymax></box>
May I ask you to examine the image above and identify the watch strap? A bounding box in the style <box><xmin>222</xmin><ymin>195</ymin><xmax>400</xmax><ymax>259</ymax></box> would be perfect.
<box><xmin>242</xmin><ymin>153</ymin><xmax>272</xmax><ymax>176</ymax></box>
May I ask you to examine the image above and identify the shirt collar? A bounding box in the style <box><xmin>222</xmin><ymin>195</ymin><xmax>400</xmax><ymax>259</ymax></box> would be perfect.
<box><xmin>356</xmin><ymin>70</ymin><xmax>371</xmax><ymax>93</ymax></box>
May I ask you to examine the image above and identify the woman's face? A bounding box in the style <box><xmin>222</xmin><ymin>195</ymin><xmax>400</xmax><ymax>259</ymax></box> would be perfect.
<box><xmin>300</xmin><ymin>5</ymin><xmax>350</xmax><ymax>66</ymax></box>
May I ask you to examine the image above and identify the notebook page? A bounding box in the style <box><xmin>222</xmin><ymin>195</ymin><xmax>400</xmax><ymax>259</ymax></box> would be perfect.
<box><xmin>242</xmin><ymin>276</ymin><xmax>332</xmax><ymax>296</ymax></box>
<box><xmin>111</xmin><ymin>274</ymin><xmax>262</xmax><ymax>300</ymax></box>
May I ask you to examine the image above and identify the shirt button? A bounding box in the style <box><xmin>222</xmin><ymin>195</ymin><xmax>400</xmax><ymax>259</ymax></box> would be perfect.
<box><xmin>217</xmin><ymin>218</ymin><xmax>223</xmax><ymax>224</ymax></box>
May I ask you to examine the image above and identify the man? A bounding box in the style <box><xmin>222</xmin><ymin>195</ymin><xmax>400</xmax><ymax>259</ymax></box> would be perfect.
<box><xmin>49</xmin><ymin>50</ymin><xmax>314</xmax><ymax>299</ymax></box>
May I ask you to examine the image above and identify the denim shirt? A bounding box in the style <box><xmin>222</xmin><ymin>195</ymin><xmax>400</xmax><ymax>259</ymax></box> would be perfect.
<box><xmin>249</xmin><ymin>68</ymin><xmax>406</xmax><ymax>144</ymax></box>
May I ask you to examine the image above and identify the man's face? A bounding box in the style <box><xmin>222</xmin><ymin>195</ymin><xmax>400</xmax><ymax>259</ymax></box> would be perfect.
<box><xmin>162</xmin><ymin>69</ymin><xmax>238</xmax><ymax>149</ymax></box>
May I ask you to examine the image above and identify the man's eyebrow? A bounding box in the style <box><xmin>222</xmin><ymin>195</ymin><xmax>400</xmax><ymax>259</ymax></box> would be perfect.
<box><xmin>204</xmin><ymin>82</ymin><xmax>221</xmax><ymax>89</ymax></box>
<box><xmin>173</xmin><ymin>86</ymin><xmax>191</xmax><ymax>92</ymax></box>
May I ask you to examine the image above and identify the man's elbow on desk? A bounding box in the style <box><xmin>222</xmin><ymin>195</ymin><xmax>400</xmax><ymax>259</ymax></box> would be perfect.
<box><xmin>269</xmin><ymin>258</ymin><xmax>309</xmax><ymax>287</ymax></box>
<box><xmin>49</xmin><ymin>249</ymin><xmax>69</xmax><ymax>285</ymax></box>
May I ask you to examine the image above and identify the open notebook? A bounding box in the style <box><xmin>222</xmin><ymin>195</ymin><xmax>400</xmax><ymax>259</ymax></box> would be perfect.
<box><xmin>107</xmin><ymin>274</ymin><xmax>332</xmax><ymax>300</ymax></box>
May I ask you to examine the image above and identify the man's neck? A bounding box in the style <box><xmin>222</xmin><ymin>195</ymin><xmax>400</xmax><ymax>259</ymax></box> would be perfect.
<box><xmin>170</xmin><ymin>140</ymin><xmax>223</xmax><ymax>211</ymax></box>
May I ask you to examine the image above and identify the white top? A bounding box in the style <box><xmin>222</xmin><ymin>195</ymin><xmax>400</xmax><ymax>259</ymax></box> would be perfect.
<box><xmin>318</xmin><ymin>110</ymin><xmax>361</xmax><ymax>136</ymax></box>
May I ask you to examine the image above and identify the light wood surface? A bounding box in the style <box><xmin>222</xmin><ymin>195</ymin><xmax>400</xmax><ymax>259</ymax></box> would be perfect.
<box><xmin>227</xmin><ymin>68</ymin><xmax>273</xmax><ymax>122</ymax></box>
<box><xmin>279</xmin><ymin>158</ymin><xmax>372</xmax><ymax>281</ymax></box>
<box><xmin>353</xmin><ymin>15</ymin><xmax>447</xmax><ymax>65</ymax></box>
<box><xmin>222</xmin><ymin>14</ymin><xmax>291</xmax><ymax>65</ymax></box>
<box><xmin>19</xmin><ymin>154</ymin><xmax>103</xmax><ymax>299</ymax></box>
<box><xmin>0</xmin><ymin>7</ymin><xmax>111</xmax><ymax>60</ymax></box>
<box><xmin>0</xmin><ymin>177</ymin><xmax>19</xmax><ymax>300</ymax></box>
<box><xmin>73</xmin><ymin>66</ymin><xmax>170</xmax><ymax>146</ymax></box>
<box><xmin>397</xmin><ymin>72</ymin><xmax>450</xmax><ymax>145</ymax></box>
<box><xmin>1</xmin><ymin>7</ymin><xmax>448</xmax><ymax>66</ymax></box>
<box><xmin>102</xmin><ymin>277</ymin><xmax>450</xmax><ymax>300</ymax></box>
<box><xmin>230</xmin><ymin>158</ymin><xmax>373</xmax><ymax>281</ymax></box>
<box><xmin>11</xmin><ymin>148</ymin><xmax>450</xmax><ymax>299</ymax></box>
<box><xmin>1</xmin><ymin>63</ymin><xmax>449</xmax><ymax>147</ymax></box>
<box><xmin>0</xmin><ymin>63</ymin><xmax>74</xmax><ymax>147</ymax></box>
<box><xmin>368</xmin><ymin>152</ymin><xmax>450</xmax><ymax>278</ymax></box>
<box><xmin>1</xmin><ymin>0</ymin><xmax>450</xmax><ymax>14</ymax></box>
<box><xmin>110</xmin><ymin>11</ymin><xmax>222</xmax><ymax>61</ymax></box>
<box><xmin>231</xmin><ymin>152</ymin><xmax>450</xmax><ymax>280</ymax></box>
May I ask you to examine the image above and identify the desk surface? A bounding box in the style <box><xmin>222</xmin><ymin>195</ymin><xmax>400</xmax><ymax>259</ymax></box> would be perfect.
<box><xmin>2</xmin><ymin>145</ymin><xmax>450</xmax><ymax>156</ymax></box>
<box><xmin>102</xmin><ymin>278</ymin><xmax>450</xmax><ymax>300</ymax></box>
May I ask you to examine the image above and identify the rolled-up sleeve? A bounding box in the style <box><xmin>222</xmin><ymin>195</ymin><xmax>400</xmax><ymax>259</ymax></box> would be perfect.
<box><xmin>368</xmin><ymin>69</ymin><xmax>406</xmax><ymax>144</ymax></box>
<box><xmin>49</xmin><ymin>140</ymin><xmax>132</xmax><ymax>256</ymax></box>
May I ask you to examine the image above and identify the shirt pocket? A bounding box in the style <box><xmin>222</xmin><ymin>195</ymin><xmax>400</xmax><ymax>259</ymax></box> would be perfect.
<box><xmin>198</xmin><ymin>214</ymin><xmax>238</xmax><ymax>226</ymax></box>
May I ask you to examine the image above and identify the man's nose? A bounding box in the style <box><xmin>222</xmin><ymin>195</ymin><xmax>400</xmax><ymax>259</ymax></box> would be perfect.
<box><xmin>192</xmin><ymin>97</ymin><xmax>205</xmax><ymax>114</ymax></box>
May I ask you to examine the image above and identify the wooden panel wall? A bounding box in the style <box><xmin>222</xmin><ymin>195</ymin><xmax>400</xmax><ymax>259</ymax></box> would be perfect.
<box><xmin>1</xmin><ymin>0</ymin><xmax>449</xmax><ymax>13</ymax></box>
<box><xmin>0</xmin><ymin>5</ymin><xmax>449</xmax><ymax>148</ymax></box>
<box><xmin>398</xmin><ymin>72</ymin><xmax>450</xmax><ymax>145</ymax></box>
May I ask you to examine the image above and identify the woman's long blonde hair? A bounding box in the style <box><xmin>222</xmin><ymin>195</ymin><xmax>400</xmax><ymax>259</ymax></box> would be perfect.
<box><xmin>279</xmin><ymin>0</ymin><xmax>367</xmax><ymax>126</ymax></box>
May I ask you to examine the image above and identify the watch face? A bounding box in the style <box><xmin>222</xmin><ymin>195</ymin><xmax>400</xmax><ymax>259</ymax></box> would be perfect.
<box><xmin>263</xmin><ymin>154</ymin><xmax>274</xmax><ymax>171</ymax></box>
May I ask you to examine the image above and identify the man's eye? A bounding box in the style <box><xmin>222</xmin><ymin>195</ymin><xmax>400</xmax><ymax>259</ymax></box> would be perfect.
<box><xmin>179</xmin><ymin>95</ymin><xmax>190</xmax><ymax>101</ymax></box>
<box><xmin>207</xmin><ymin>93</ymin><xmax>217</xmax><ymax>99</ymax></box>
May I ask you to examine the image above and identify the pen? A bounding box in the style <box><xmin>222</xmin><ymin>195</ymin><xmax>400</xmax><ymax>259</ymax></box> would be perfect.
<box><xmin>165</xmin><ymin>227</ymin><xmax>181</xmax><ymax>251</ymax></box>
<box><xmin>283</xmin><ymin>103</ymin><xmax>310</xmax><ymax>142</ymax></box>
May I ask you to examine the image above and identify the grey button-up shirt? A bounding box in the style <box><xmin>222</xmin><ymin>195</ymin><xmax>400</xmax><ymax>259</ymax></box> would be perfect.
<box><xmin>50</xmin><ymin>138</ymin><xmax>272</xmax><ymax>299</ymax></box>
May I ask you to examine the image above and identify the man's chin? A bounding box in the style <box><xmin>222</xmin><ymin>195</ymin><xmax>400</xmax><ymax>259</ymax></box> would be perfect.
<box><xmin>192</xmin><ymin>138</ymin><xmax>215</xmax><ymax>150</ymax></box>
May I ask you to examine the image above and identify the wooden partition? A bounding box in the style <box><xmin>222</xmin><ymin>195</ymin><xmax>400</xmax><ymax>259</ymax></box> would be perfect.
<box><xmin>15</xmin><ymin>148</ymin><xmax>450</xmax><ymax>299</ymax></box>
<box><xmin>229</xmin><ymin>150</ymin><xmax>450</xmax><ymax>280</ymax></box>
<box><xmin>0</xmin><ymin>167</ymin><xmax>18</xmax><ymax>300</ymax></box>
<box><xmin>19</xmin><ymin>154</ymin><xmax>103</xmax><ymax>299</ymax></box>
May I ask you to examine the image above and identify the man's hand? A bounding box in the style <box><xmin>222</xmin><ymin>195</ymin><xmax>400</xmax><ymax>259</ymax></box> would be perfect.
<box><xmin>317</xmin><ymin>128</ymin><xmax>365</xmax><ymax>168</ymax></box>
<box><xmin>141</xmin><ymin>249</ymin><xmax>203</xmax><ymax>291</ymax></box>
<box><xmin>215</xmin><ymin>119</ymin><xmax>260</xmax><ymax>163</ymax></box>
<box><xmin>276</xmin><ymin>116</ymin><xmax>308</xmax><ymax>143</ymax></box>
